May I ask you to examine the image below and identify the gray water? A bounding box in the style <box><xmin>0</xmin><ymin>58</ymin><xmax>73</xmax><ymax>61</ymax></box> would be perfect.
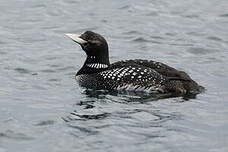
<box><xmin>0</xmin><ymin>0</ymin><xmax>228</xmax><ymax>151</ymax></box>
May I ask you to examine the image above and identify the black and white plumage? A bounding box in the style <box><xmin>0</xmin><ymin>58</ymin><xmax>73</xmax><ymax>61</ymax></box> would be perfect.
<box><xmin>65</xmin><ymin>31</ymin><xmax>204</xmax><ymax>97</ymax></box>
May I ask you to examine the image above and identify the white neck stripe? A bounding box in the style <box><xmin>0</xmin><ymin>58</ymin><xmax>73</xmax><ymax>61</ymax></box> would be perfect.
<box><xmin>86</xmin><ymin>63</ymin><xmax>108</xmax><ymax>69</ymax></box>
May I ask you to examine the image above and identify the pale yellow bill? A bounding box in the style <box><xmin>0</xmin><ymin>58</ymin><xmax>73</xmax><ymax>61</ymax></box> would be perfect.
<box><xmin>65</xmin><ymin>33</ymin><xmax>87</xmax><ymax>44</ymax></box>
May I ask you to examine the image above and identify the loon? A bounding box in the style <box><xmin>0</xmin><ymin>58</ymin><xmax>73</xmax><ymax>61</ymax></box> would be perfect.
<box><xmin>65</xmin><ymin>31</ymin><xmax>204</xmax><ymax>97</ymax></box>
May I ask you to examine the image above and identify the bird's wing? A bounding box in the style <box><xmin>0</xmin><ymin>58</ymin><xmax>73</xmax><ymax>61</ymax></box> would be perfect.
<box><xmin>112</xmin><ymin>59</ymin><xmax>192</xmax><ymax>81</ymax></box>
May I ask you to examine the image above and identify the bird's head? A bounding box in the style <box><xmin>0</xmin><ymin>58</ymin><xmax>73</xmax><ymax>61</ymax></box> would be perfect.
<box><xmin>65</xmin><ymin>31</ymin><xmax>109</xmax><ymax>64</ymax></box>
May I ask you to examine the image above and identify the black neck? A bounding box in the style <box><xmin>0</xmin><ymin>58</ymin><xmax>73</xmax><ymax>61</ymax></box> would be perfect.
<box><xmin>85</xmin><ymin>55</ymin><xmax>109</xmax><ymax>64</ymax></box>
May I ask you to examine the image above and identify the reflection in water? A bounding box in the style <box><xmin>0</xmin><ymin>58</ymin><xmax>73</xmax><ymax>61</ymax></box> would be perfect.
<box><xmin>82</xmin><ymin>88</ymin><xmax>198</xmax><ymax>103</ymax></box>
<box><xmin>70</xmin><ymin>112</ymin><xmax>110</xmax><ymax>121</ymax></box>
<box><xmin>61</xmin><ymin>90</ymin><xmax>198</xmax><ymax>136</ymax></box>
<box><xmin>77</xmin><ymin>101</ymin><xmax>95</xmax><ymax>109</ymax></box>
<box><xmin>63</xmin><ymin>90</ymin><xmax>182</xmax><ymax>142</ymax></box>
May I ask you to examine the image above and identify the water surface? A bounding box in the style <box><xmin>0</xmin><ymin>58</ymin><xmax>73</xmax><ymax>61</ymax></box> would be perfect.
<box><xmin>0</xmin><ymin>0</ymin><xmax>228</xmax><ymax>151</ymax></box>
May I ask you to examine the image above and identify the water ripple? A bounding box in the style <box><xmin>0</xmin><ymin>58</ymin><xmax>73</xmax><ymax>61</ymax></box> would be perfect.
<box><xmin>14</xmin><ymin>67</ymin><xmax>31</xmax><ymax>74</ymax></box>
<box><xmin>68</xmin><ymin>125</ymin><xmax>99</xmax><ymax>135</ymax></box>
<box><xmin>0</xmin><ymin>130</ymin><xmax>34</xmax><ymax>140</ymax></box>
<box><xmin>132</xmin><ymin>37</ymin><xmax>151</xmax><ymax>43</ymax></box>
<box><xmin>187</xmin><ymin>47</ymin><xmax>219</xmax><ymax>55</ymax></box>
<box><xmin>132</xmin><ymin>37</ymin><xmax>162</xmax><ymax>44</ymax></box>
<box><xmin>35</xmin><ymin>120</ymin><xmax>55</xmax><ymax>126</ymax></box>
<box><xmin>207</xmin><ymin>36</ymin><xmax>223</xmax><ymax>42</ymax></box>
<box><xmin>69</xmin><ymin>112</ymin><xmax>110</xmax><ymax>121</ymax></box>
<box><xmin>40</xmin><ymin>69</ymin><xmax>56</xmax><ymax>73</ymax></box>
<box><xmin>219</xmin><ymin>13</ymin><xmax>228</xmax><ymax>17</ymax></box>
<box><xmin>1</xmin><ymin>0</ymin><xmax>228</xmax><ymax>151</ymax></box>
